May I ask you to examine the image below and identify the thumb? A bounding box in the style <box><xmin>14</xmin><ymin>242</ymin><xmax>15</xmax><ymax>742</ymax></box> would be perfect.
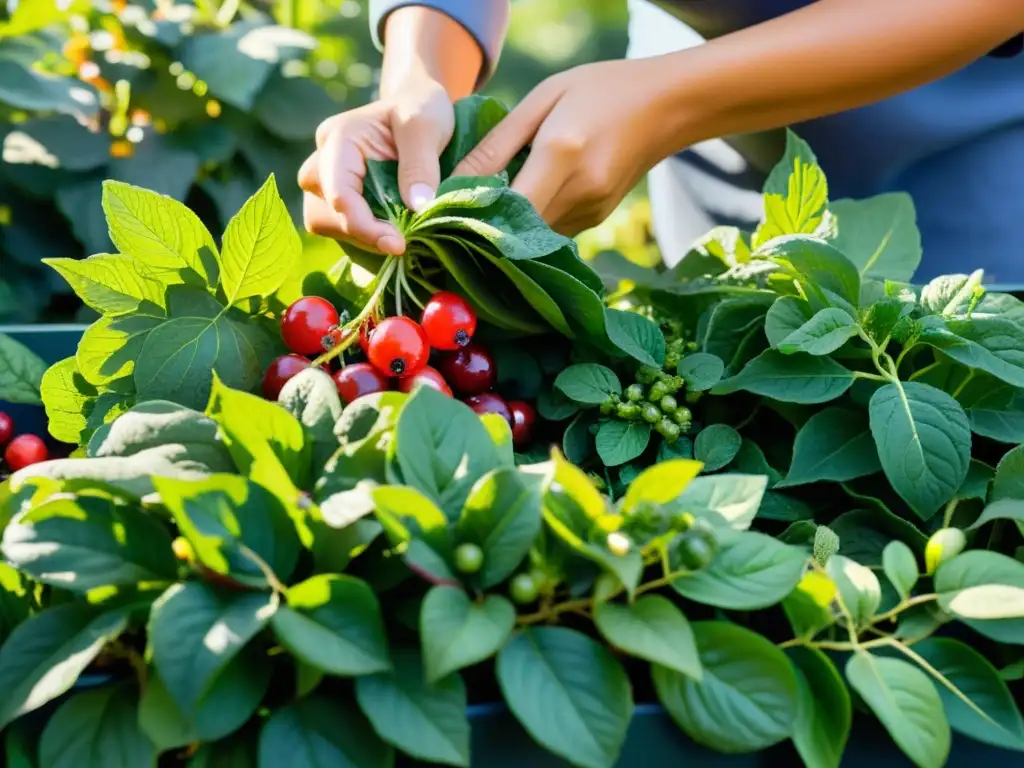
<box><xmin>452</xmin><ymin>83</ymin><xmax>560</xmax><ymax>178</ymax></box>
<box><xmin>393</xmin><ymin>113</ymin><xmax>444</xmax><ymax>213</ymax></box>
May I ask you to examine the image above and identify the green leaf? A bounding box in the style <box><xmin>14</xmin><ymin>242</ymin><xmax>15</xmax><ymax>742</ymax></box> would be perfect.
<box><xmin>969</xmin><ymin>390</ymin><xmax>1024</xmax><ymax>444</ymax></box>
<box><xmin>676</xmin><ymin>352</ymin><xmax>725</xmax><ymax>392</ymax></box>
<box><xmin>693</xmin><ymin>424</ymin><xmax>742</xmax><ymax>472</ymax></box>
<box><xmin>676</xmin><ymin>474</ymin><xmax>768</xmax><ymax>531</ymax></box>
<box><xmin>593</xmin><ymin>595</ymin><xmax>700</xmax><ymax>678</ymax></box>
<box><xmin>912</xmin><ymin>638</ymin><xmax>1024</xmax><ymax>751</ymax></box>
<box><xmin>765</xmin><ymin>296</ymin><xmax>812</xmax><ymax>348</ymax></box>
<box><xmin>0</xmin><ymin>604</ymin><xmax>127</xmax><ymax>729</ymax></box>
<box><xmin>156</xmin><ymin>474</ymin><xmax>300</xmax><ymax>586</ymax></box>
<box><xmin>139</xmin><ymin>653</ymin><xmax>271</xmax><ymax>751</ymax></box>
<box><xmin>761</xmin><ymin>235</ymin><xmax>860</xmax><ymax>310</ymax></box>
<box><xmin>537</xmin><ymin>385</ymin><xmax>579</xmax><ymax>421</ymax></box>
<box><xmin>653</xmin><ymin>620</ymin><xmax>798</xmax><ymax>753</ymax></box>
<box><xmin>2</xmin><ymin>494</ymin><xmax>176</xmax><ymax>591</ymax></box>
<box><xmin>553</xmin><ymin>364</ymin><xmax>621</xmax><ymax>405</ymax></box>
<box><xmin>390</xmin><ymin>386</ymin><xmax>499</xmax><ymax>515</ymax></box>
<box><xmin>355</xmin><ymin>651</ymin><xmax>469</xmax><ymax>767</ymax></box>
<box><xmin>220</xmin><ymin>175</ymin><xmax>302</xmax><ymax>305</ymax></box>
<box><xmin>271</xmin><ymin>574</ymin><xmax>389</xmax><ymax>677</ymax></box>
<box><xmin>604</xmin><ymin>308</ymin><xmax>665</xmax><ymax>366</ymax></box>
<box><xmin>777</xmin><ymin>308</ymin><xmax>859</xmax><ymax>356</ymax></box>
<box><xmin>457</xmin><ymin>468</ymin><xmax>543</xmax><ymax>588</ymax></box>
<box><xmin>420</xmin><ymin>587</ymin><xmax>515</xmax><ymax>683</ymax></box>
<box><xmin>788</xmin><ymin>647</ymin><xmax>851</xmax><ymax>768</ymax></box>
<box><xmin>700</xmin><ymin>296</ymin><xmax>773</xmax><ymax>369</ymax></box>
<box><xmin>621</xmin><ymin>459</ymin><xmax>703</xmax><ymax>514</ymax></box>
<box><xmin>882</xmin><ymin>540</ymin><xmax>919</xmax><ymax>600</ymax></box>
<box><xmin>869</xmin><ymin>382</ymin><xmax>971</xmax><ymax>519</ymax></box>
<box><xmin>0</xmin><ymin>332</ymin><xmax>47</xmax><ymax>405</ymax></box>
<box><xmin>258</xmin><ymin>695</ymin><xmax>393</xmax><ymax>768</ymax></box>
<box><xmin>991</xmin><ymin>444</ymin><xmax>1024</xmax><ymax>502</ymax></box>
<box><xmin>935</xmin><ymin>551</ymin><xmax>1024</xmax><ymax>644</ymax></box>
<box><xmin>102</xmin><ymin>180</ymin><xmax>217</xmax><ymax>283</ymax></box>
<box><xmin>38</xmin><ymin>685</ymin><xmax>156</xmax><ymax>768</ymax></box>
<box><xmin>497</xmin><ymin>627</ymin><xmax>632</xmax><ymax>768</ymax></box>
<box><xmin>777</xmin><ymin>407</ymin><xmax>882</xmax><ymax>487</ymax></box>
<box><xmin>846</xmin><ymin>652</ymin><xmax>950</xmax><ymax>768</ymax></box>
<box><xmin>713</xmin><ymin>350</ymin><xmax>855</xmax><ymax>404</ymax></box>
<box><xmin>77</xmin><ymin>314</ymin><xmax>162</xmax><ymax>386</ymax></box>
<box><xmin>672</xmin><ymin>530</ymin><xmax>806</xmax><ymax>610</ymax></box>
<box><xmin>373</xmin><ymin>485</ymin><xmax>452</xmax><ymax>559</ymax></box>
<box><xmin>148</xmin><ymin>582</ymin><xmax>276</xmax><ymax>715</ymax></box>
<box><xmin>0</xmin><ymin>59</ymin><xmax>98</xmax><ymax>118</ymax></box>
<box><xmin>595</xmin><ymin>420</ymin><xmax>651</xmax><ymax>467</ymax></box>
<box><xmin>826</xmin><ymin>555</ymin><xmax>881</xmax><ymax>628</ymax></box>
<box><xmin>754</xmin><ymin>131</ymin><xmax>829</xmax><ymax>247</ymax></box>
<box><xmin>830</xmin><ymin>193</ymin><xmax>921</xmax><ymax>282</ymax></box>
<box><xmin>44</xmin><ymin>254</ymin><xmax>165</xmax><ymax>315</ymax></box>
<box><xmin>918</xmin><ymin>316</ymin><xmax>1024</xmax><ymax>389</ymax></box>
<box><xmin>439</xmin><ymin>95</ymin><xmax>512</xmax><ymax>177</ymax></box>
<box><xmin>133</xmin><ymin>287</ymin><xmax>276</xmax><ymax>410</ymax></box>
<box><xmin>178</xmin><ymin>25</ymin><xmax>287</xmax><ymax>110</ymax></box>
<box><xmin>40</xmin><ymin>356</ymin><xmax>97</xmax><ymax>443</ymax></box>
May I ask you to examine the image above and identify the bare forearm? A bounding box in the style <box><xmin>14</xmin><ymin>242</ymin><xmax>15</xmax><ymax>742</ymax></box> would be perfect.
<box><xmin>379</xmin><ymin>7</ymin><xmax>484</xmax><ymax>100</ymax></box>
<box><xmin>654</xmin><ymin>0</ymin><xmax>1023</xmax><ymax>151</ymax></box>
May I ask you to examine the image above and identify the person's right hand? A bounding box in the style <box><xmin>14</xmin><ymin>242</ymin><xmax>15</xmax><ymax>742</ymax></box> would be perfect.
<box><xmin>299</xmin><ymin>71</ymin><xmax>454</xmax><ymax>255</ymax></box>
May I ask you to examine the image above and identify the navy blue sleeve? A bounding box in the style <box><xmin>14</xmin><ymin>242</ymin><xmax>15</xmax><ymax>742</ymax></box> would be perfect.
<box><xmin>368</xmin><ymin>0</ymin><xmax>511</xmax><ymax>84</ymax></box>
<box><xmin>989</xmin><ymin>34</ymin><xmax>1023</xmax><ymax>58</ymax></box>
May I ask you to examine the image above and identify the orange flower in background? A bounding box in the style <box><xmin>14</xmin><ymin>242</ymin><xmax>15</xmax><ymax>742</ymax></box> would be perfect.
<box><xmin>110</xmin><ymin>139</ymin><xmax>134</xmax><ymax>158</ymax></box>
<box><xmin>62</xmin><ymin>33</ymin><xmax>90</xmax><ymax>66</ymax></box>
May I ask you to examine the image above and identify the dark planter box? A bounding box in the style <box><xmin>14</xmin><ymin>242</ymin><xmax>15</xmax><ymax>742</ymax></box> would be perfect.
<box><xmin>4</xmin><ymin>327</ymin><xmax>1020</xmax><ymax>766</ymax></box>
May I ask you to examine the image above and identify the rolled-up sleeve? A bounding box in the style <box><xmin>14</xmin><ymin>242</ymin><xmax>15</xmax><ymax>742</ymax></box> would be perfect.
<box><xmin>369</xmin><ymin>1</ymin><xmax>511</xmax><ymax>84</ymax></box>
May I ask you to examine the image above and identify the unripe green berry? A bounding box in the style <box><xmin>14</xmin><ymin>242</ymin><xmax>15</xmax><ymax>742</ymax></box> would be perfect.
<box><xmin>624</xmin><ymin>383</ymin><xmax>644</xmax><ymax>402</ymax></box>
<box><xmin>657</xmin><ymin>419</ymin><xmax>681</xmax><ymax>442</ymax></box>
<box><xmin>635</xmin><ymin>366</ymin><xmax>659</xmax><ymax>385</ymax></box>
<box><xmin>664</xmin><ymin>376</ymin><xmax>684</xmax><ymax>393</ymax></box>
<box><xmin>454</xmin><ymin>543</ymin><xmax>484</xmax><ymax>574</ymax></box>
<box><xmin>510</xmin><ymin>573</ymin><xmax>539</xmax><ymax>604</ymax></box>
<box><xmin>648</xmin><ymin>381</ymin><xmax>669</xmax><ymax>401</ymax></box>
<box><xmin>659</xmin><ymin>395</ymin><xmax>678</xmax><ymax>413</ymax></box>
<box><xmin>599</xmin><ymin>401</ymin><xmax>614</xmax><ymax>416</ymax></box>
<box><xmin>616</xmin><ymin>402</ymin><xmax>640</xmax><ymax>420</ymax></box>
<box><xmin>641</xmin><ymin>403</ymin><xmax>661</xmax><ymax>424</ymax></box>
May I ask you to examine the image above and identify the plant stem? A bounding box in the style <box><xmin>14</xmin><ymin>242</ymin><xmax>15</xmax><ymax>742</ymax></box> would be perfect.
<box><xmin>868</xmin><ymin>593</ymin><xmax>938</xmax><ymax>627</ymax></box>
<box><xmin>312</xmin><ymin>256</ymin><xmax>398</xmax><ymax>367</ymax></box>
<box><xmin>516</xmin><ymin>597</ymin><xmax>592</xmax><ymax>626</ymax></box>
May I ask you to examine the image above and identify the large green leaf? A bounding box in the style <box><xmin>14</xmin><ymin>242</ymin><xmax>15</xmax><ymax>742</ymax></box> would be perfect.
<box><xmin>868</xmin><ymin>382</ymin><xmax>970</xmax><ymax>519</ymax></box>
<box><xmin>653</xmin><ymin>621</ymin><xmax>798</xmax><ymax>753</ymax></box>
<box><xmin>846</xmin><ymin>652</ymin><xmax>950</xmax><ymax>768</ymax></box>
<box><xmin>934</xmin><ymin>551</ymin><xmax>1024</xmax><ymax>644</ymax></box>
<box><xmin>754</xmin><ymin>131</ymin><xmax>829</xmax><ymax>247</ymax></box>
<box><xmin>604</xmin><ymin>308</ymin><xmax>665</xmax><ymax>366</ymax></box>
<box><xmin>0</xmin><ymin>58</ymin><xmax>98</xmax><ymax>118</ymax></box>
<box><xmin>671</xmin><ymin>531</ymin><xmax>806</xmax><ymax>610</ymax></box>
<box><xmin>2</xmin><ymin>494</ymin><xmax>176</xmax><ymax>591</ymax></box>
<box><xmin>595</xmin><ymin>420</ymin><xmax>651</xmax><ymax>467</ymax></box>
<box><xmin>147</xmin><ymin>582</ymin><xmax>276</xmax><ymax>715</ymax></box>
<box><xmin>40</xmin><ymin>356</ymin><xmax>96</xmax><ymax>443</ymax></box>
<box><xmin>38</xmin><ymin>685</ymin><xmax>156</xmax><ymax>768</ymax></box>
<box><xmin>457</xmin><ymin>468</ymin><xmax>543</xmax><ymax>588</ymax></box>
<box><xmin>355</xmin><ymin>651</ymin><xmax>469</xmax><ymax>767</ymax></box>
<box><xmin>258</xmin><ymin>695</ymin><xmax>393</xmax><ymax>768</ymax></box>
<box><xmin>776</xmin><ymin>308</ymin><xmax>859</xmax><ymax>356</ymax></box>
<box><xmin>271</xmin><ymin>574</ymin><xmax>390</xmax><ymax>677</ymax></box>
<box><xmin>44</xmin><ymin>254</ymin><xmax>166</xmax><ymax>315</ymax></box>
<box><xmin>0</xmin><ymin>332</ymin><xmax>47</xmax><ymax>405</ymax></box>
<box><xmin>0</xmin><ymin>604</ymin><xmax>127</xmax><ymax>729</ymax></box>
<box><xmin>777</xmin><ymin>407</ymin><xmax>881</xmax><ymax>487</ymax></box>
<box><xmin>675</xmin><ymin>473</ymin><xmax>768</xmax><ymax>531</ymax></box>
<box><xmin>713</xmin><ymin>350</ymin><xmax>855</xmax><ymax>404</ymax></box>
<box><xmin>219</xmin><ymin>175</ymin><xmax>301</xmax><ymax>305</ymax></box>
<box><xmin>830</xmin><ymin>193</ymin><xmax>921</xmax><ymax>282</ymax></box>
<box><xmin>420</xmin><ymin>586</ymin><xmax>515</xmax><ymax>683</ymax></box>
<box><xmin>693</xmin><ymin>424</ymin><xmax>742</xmax><ymax>472</ymax></box>
<box><xmin>496</xmin><ymin>627</ymin><xmax>633</xmax><ymax>768</ymax></box>
<box><xmin>826</xmin><ymin>555</ymin><xmax>881</xmax><ymax>628</ymax></box>
<box><xmin>913</xmin><ymin>638</ymin><xmax>1024</xmax><ymax>751</ymax></box>
<box><xmin>788</xmin><ymin>647</ymin><xmax>851</xmax><ymax>768</ymax></box>
<box><xmin>593</xmin><ymin>595</ymin><xmax>701</xmax><ymax>679</ymax></box>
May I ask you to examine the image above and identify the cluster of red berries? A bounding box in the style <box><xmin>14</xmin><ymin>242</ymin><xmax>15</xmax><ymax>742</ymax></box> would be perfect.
<box><xmin>262</xmin><ymin>292</ymin><xmax>537</xmax><ymax>449</ymax></box>
<box><xmin>0</xmin><ymin>413</ymin><xmax>48</xmax><ymax>473</ymax></box>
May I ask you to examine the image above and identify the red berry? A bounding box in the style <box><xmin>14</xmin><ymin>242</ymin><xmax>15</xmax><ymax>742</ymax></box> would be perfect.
<box><xmin>333</xmin><ymin>363</ymin><xmax>392</xmax><ymax>405</ymax></box>
<box><xmin>367</xmin><ymin>317</ymin><xmax>429</xmax><ymax>378</ymax></box>
<box><xmin>262</xmin><ymin>354</ymin><xmax>314</xmax><ymax>400</ymax></box>
<box><xmin>398</xmin><ymin>366</ymin><xmax>453</xmax><ymax>397</ymax></box>
<box><xmin>508</xmin><ymin>401</ymin><xmax>537</xmax><ymax>448</ymax></box>
<box><xmin>359</xmin><ymin>319</ymin><xmax>376</xmax><ymax>356</ymax></box>
<box><xmin>421</xmin><ymin>291</ymin><xmax>477</xmax><ymax>350</ymax></box>
<box><xmin>280</xmin><ymin>297</ymin><xmax>340</xmax><ymax>356</ymax></box>
<box><xmin>0</xmin><ymin>413</ymin><xmax>13</xmax><ymax>446</ymax></box>
<box><xmin>5</xmin><ymin>435</ymin><xmax>48</xmax><ymax>471</ymax></box>
<box><xmin>464</xmin><ymin>392</ymin><xmax>513</xmax><ymax>426</ymax></box>
<box><xmin>437</xmin><ymin>344</ymin><xmax>497</xmax><ymax>396</ymax></box>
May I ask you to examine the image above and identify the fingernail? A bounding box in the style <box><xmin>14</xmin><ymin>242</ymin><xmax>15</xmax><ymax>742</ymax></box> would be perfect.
<box><xmin>408</xmin><ymin>183</ymin><xmax>434</xmax><ymax>213</ymax></box>
<box><xmin>377</xmin><ymin>235</ymin><xmax>405</xmax><ymax>255</ymax></box>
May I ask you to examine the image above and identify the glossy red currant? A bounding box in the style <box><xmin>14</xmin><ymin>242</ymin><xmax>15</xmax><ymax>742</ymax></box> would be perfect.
<box><xmin>508</xmin><ymin>400</ymin><xmax>537</xmax><ymax>448</ymax></box>
<box><xmin>367</xmin><ymin>317</ymin><xmax>429</xmax><ymax>378</ymax></box>
<box><xmin>4</xmin><ymin>434</ymin><xmax>48</xmax><ymax>471</ymax></box>
<box><xmin>437</xmin><ymin>343</ymin><xmax>496</xmax><ymax>396</ymax></box>
<box><xmin>0</xmin><ymin>412</ymin><xmax>13</xmax><ymax>446</ymax></box>
<box><xmin>333</xmin><ymin>363</ymin><xmax>391</xmax><ymax>405</ymax></box>
<box><xmin>262</xmin><ymin>354</ymin><xmax>314</xmax><ymax>400</ymax></box>
<box><xmin>398</xmin><ymin>366</ymin><xmax>453</xmax><ymax>396</ymax></box>
<box><xmin>359</xmin><ymin>318</ymin><xmax>376</xmax><ymax>356</ymax></box>
<box><xmin>280</xmin><ymin>297</ymin><xmax>340</xmax><ymax>356</ymax></box>
<box><xmin>464</xmin><ymin>392</ymin><xmax>513</xmax><ymax>426</ymax></box>
<box><xmin>421</xmin><ymin>291</ymin><xmax>477</xmax><ymax>350</ymax></box>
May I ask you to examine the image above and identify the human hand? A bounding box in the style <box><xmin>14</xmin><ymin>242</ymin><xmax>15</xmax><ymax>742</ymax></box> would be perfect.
<box><xmin>453</xmin><ymin>58</ymin><xmax>680</xmax><ymax>235</ymax></box>
<box><xmin>299</xmin><ymin>72</ymin><xmax>454</xmax><ymax>255</ymax></box>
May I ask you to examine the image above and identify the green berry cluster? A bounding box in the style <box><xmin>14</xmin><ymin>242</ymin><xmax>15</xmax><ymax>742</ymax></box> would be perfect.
<box><xmin>597</xmin><ymin>365</ymin><xmax>691</xmax><ymax>442</ymax></box>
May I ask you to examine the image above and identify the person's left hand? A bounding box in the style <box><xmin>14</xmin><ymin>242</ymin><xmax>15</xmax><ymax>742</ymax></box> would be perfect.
<box><xmin>452</xmin><ymin>58</ymin><xmax>683</xmax><ymax>235</ymax></box>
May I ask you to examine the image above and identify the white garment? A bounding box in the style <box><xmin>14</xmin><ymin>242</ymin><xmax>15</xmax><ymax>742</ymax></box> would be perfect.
<box><xmin>624</xmin><ymin>0</ymin><xmax>763</xmax><ymax>267</ymax></box>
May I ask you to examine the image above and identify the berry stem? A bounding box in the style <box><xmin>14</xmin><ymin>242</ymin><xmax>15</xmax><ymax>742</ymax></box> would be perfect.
<box><xmin>313</xmin><ymin>255</ymin><xmax>398</xmax><ymax>367</ymax></box>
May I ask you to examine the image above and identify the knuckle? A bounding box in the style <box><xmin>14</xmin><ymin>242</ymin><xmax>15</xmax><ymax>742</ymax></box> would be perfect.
<box><xmin>546</xmin><ymin>133</ymin><xmax>586</xmax><ymax>158</ymax></box>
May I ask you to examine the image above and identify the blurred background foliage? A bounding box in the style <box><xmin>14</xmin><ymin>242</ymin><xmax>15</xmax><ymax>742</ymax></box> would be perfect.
<box><xmin>0</xmin><ymin>0</ymin><xmax>649</xmax><ymax>324</ymax></box>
